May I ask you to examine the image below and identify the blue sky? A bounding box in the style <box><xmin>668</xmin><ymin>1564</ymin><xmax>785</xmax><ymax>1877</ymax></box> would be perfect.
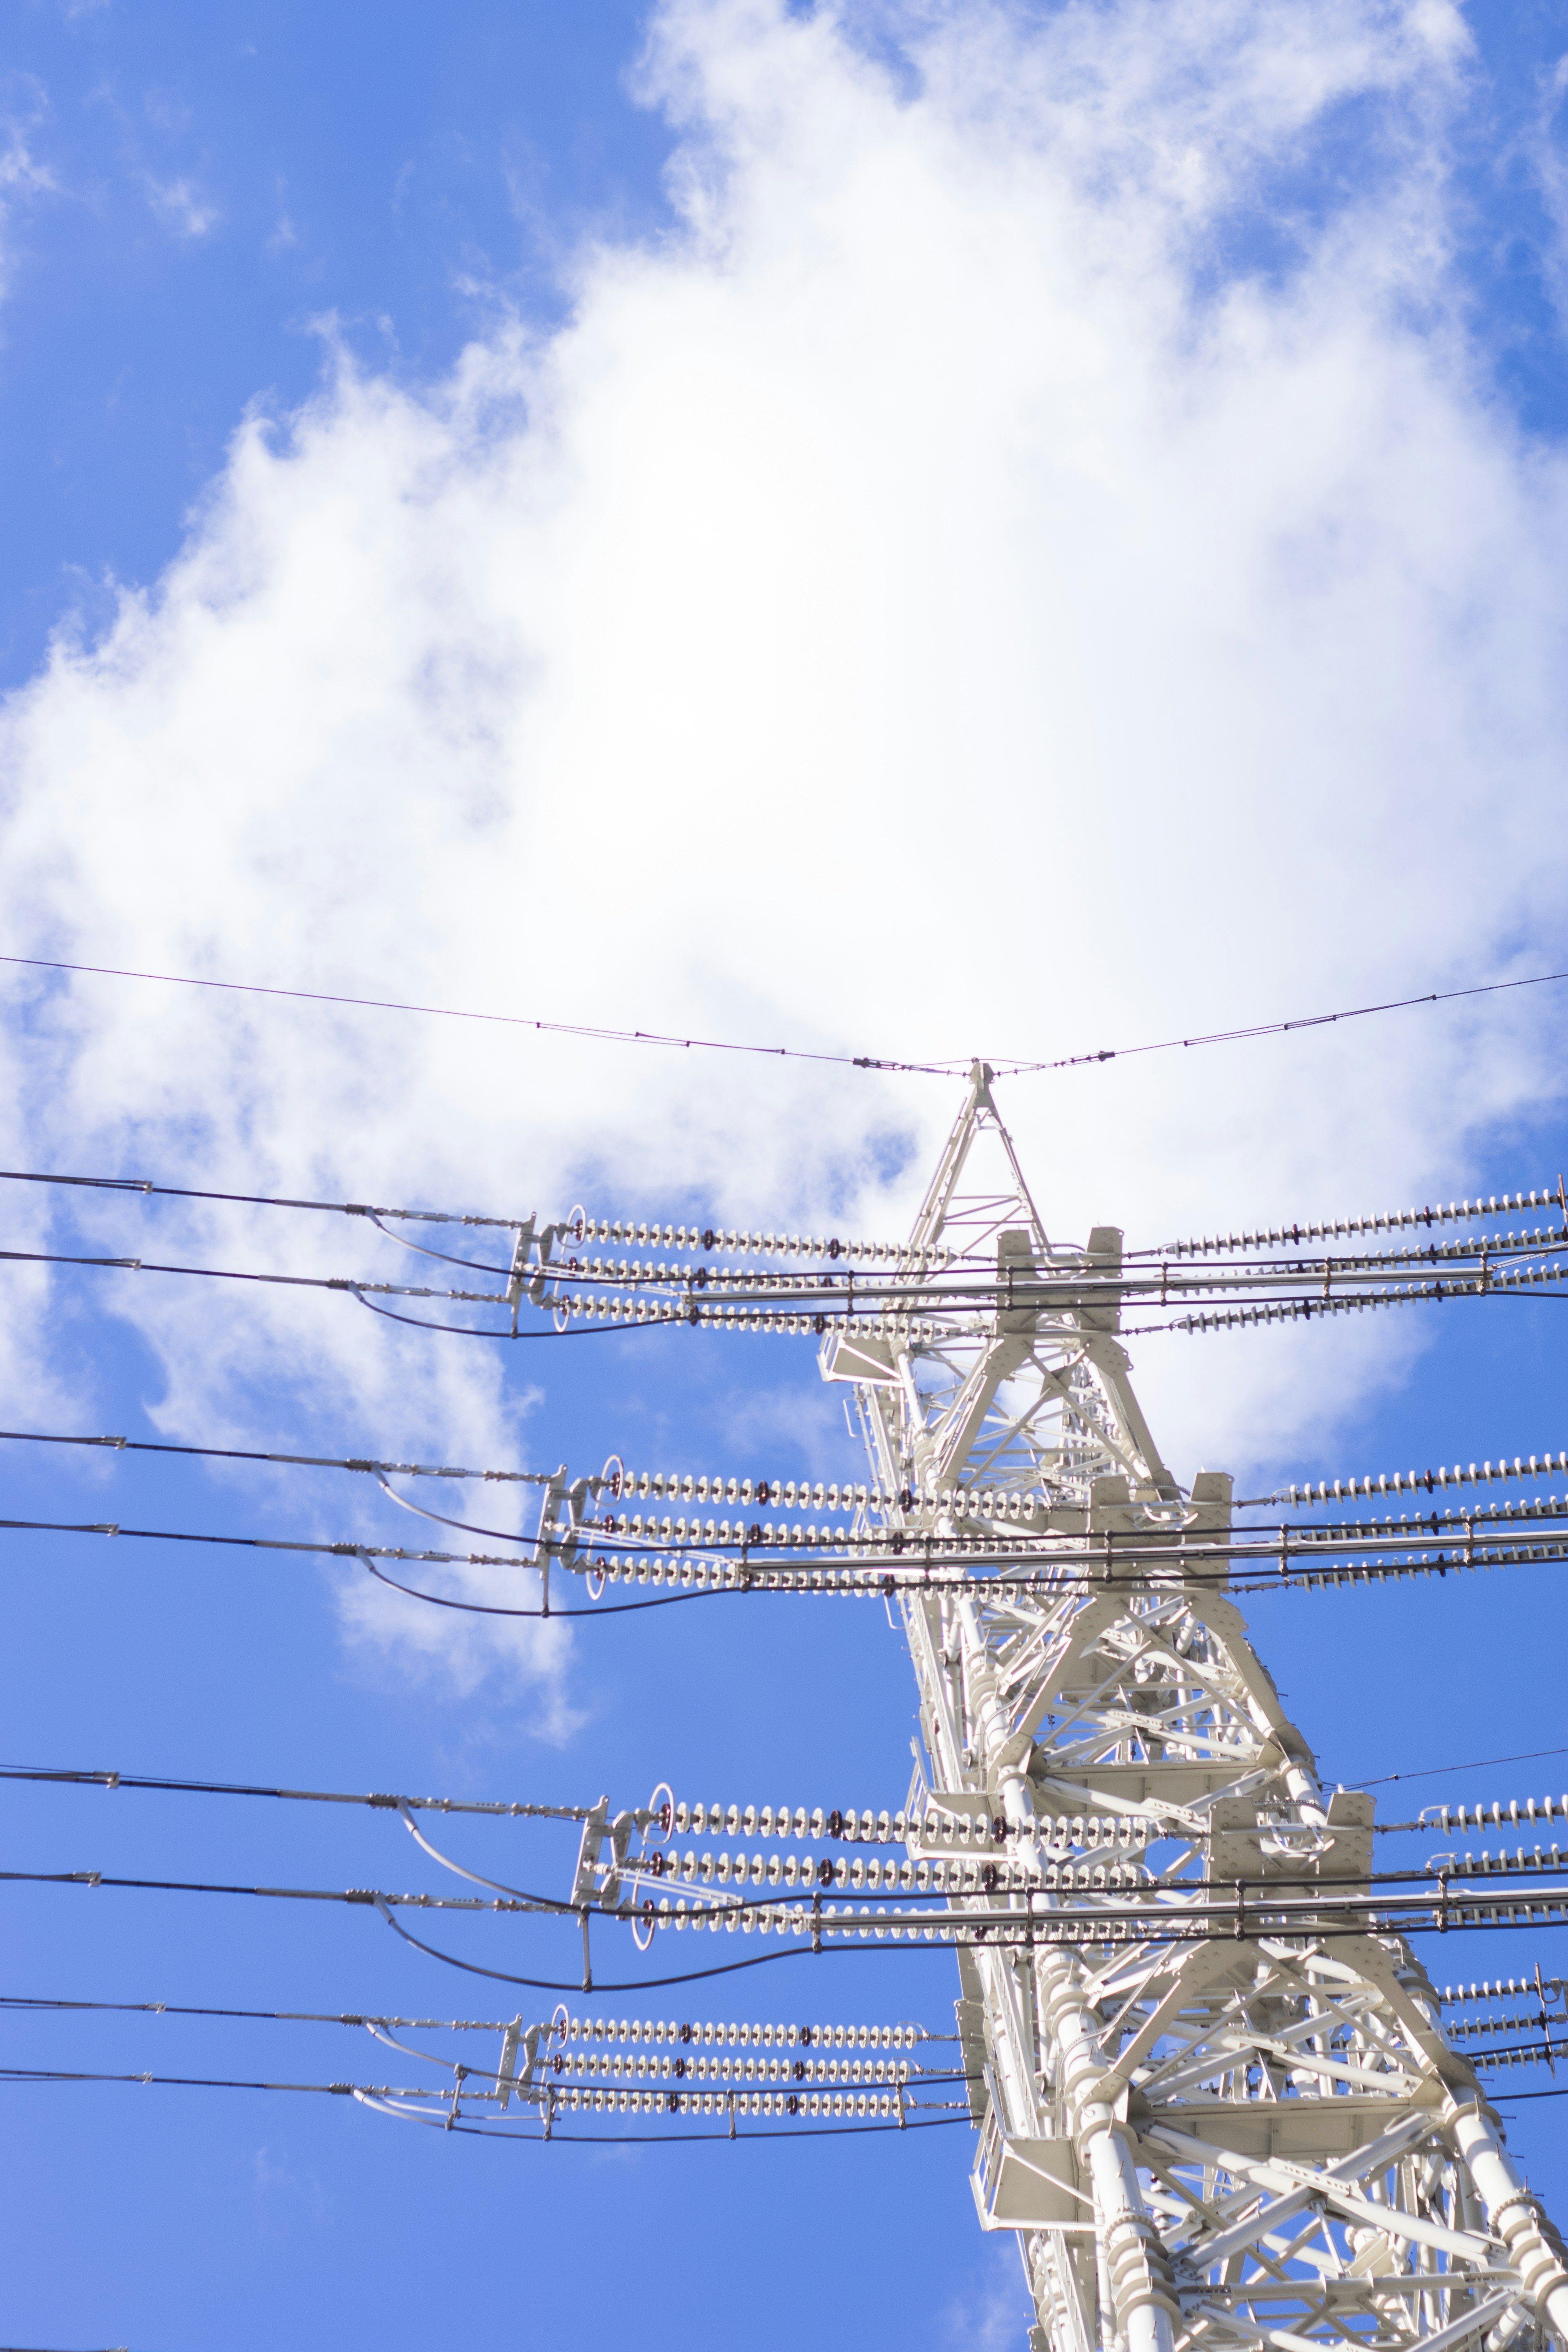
<box><xmin>3</xmin><ymin>2</ymin><xmax>1568</xmax><ymax>2347</ymax></box>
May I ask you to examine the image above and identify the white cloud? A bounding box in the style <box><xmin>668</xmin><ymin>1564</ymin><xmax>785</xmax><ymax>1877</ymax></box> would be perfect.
<box><xmin>143</xmin><ymin>171</ymin><xmax>218</xmax><ymax>238</ymax></box>
<box><xmin>0</xmin><ymin>79</ymin><xmax>58</xmax><ymax>301</ymax></box>
<box><xmin>940</xmin><ymin>2247</ymin><xmax>1034</xmax><ymax>2352</ymax></box>
<box><xmin>3</xmin><ymin>0</ymin><xmax>1567</xmax><ymax>1703</ymax></box>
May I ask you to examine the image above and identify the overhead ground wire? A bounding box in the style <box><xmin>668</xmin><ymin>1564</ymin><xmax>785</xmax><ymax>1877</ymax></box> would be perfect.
<box><xmin>1349</xmin><ymin>1745</ymin><xmax>1568</xmax><ymax>1789</ymax></box>
<box><xmin>4</xmin><ymin>947</ymin><xmax>1566</xmax><ymax>1081</ymax></box>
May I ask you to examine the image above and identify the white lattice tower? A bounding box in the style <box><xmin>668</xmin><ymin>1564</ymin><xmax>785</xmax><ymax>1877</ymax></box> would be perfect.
<box><xmin>819</xmin><ymin>1064</ymin><xmax>1568</xmax><ymax>2352</ymax></box>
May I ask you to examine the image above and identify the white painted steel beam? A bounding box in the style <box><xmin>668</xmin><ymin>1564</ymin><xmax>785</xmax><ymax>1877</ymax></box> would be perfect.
<box><xmin>820</xmin><ymin>1067</ymin><xmax>1568</xmax><ymax>2352</ymax></box>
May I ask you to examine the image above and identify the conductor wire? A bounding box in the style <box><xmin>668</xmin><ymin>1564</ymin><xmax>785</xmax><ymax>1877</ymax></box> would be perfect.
<box><xmin>7</xmin><ymin>1508</ymin><xmax>1568</xmax><ymax>1617</ymax></box>
<box><xmin>0</xmin><ymin>1425</ymin><xmax>553</xmax><ymax>1485</ymax></box>
<box><xmin>11</xmin><ymin>1857</ymin><xmax>1568</xmax><ymax>1996</ymax></box>
<box><xmin>0</xmin><ymin>1762</ymin><xmax>595</xmax><ymax>1821</ymax></box>
<box><xmin>374</xmin><ymin>1474</ymin><xmax>539</xmax><ymax>1549</ymax></box>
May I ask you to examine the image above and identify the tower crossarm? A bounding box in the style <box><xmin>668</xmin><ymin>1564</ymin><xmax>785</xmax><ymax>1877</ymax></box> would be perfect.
<box><xmin>821</xmin><ymin>1066</ymin><xmax>1568</xmax><ymax>2352</ymax></box>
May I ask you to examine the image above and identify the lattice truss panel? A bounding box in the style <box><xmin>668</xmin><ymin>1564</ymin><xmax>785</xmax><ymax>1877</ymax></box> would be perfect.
<box><xmin>819</xmin><ymin>1067</ymin><xmax>1568</xmax><ymax>2352</ymax></box>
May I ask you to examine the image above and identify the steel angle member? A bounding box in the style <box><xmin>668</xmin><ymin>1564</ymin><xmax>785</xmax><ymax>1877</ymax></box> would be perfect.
<box><xmin>1033</xmin><ymin>1764</ymin><xmax>1251</xmax><ymax>1811</ymax></box>
<box><xmin>1138</xmin><ymin>2096</ymin><xmax>1428</xmax><ymax>2167</ymax></box>
<box><xmin>1016</xmin><ymin>1598</ymin><xmax>1124</xmax><ymax>1738</ymax></box>
<box><xmin>973</xmin><ymin>2114</ymin><xmax>1096</xmax><ymax>2232</ymax></box>
<box><xmin>1277</xmin><ymin>2293</ymin><xmax>1515</xmax><ymax>2352</ymax></box>
<box><xmin>1146</xmin><ymin>2110</ymin><xmax>1429</xmax><ymax>2192</ymax></box>
<box><xmin>496</xmin><ymin>2018</ymin><xmax>523</xmax><ymax>2112</ymax></box>
<box><xmin>1098</xmin><ymin>1942</ymin><xmax>1247</xmax><ymax>2100</ymax></box>
<box><xmin>955</xmin><ymin>1993</ymin><xmax>990</xmax><ymax>2125</ymax></box>
<box><xmin>1324</xmin><ymin>1933</ymin><xmax>1469</xmax><ymax>2090</ymax></box>
<box><xmin>1207</xmin><ymin>1789</ymin><xmax>1374</xmax><ymax>1889</ymax></box>
<box><xmin>819</xmin><ymin>1330</ymin><xmax>898</xmax><ymax>1385</ymax></box>
<box><xmin>1148</xmin><ymin>2113</ymin><xmax>1498</xmax><ymax>2263</ymax></box>
<box><xmin>998</xmin><ymin>1229</ymin><xmax>1043</xmax><ymax>1338</ymax></box>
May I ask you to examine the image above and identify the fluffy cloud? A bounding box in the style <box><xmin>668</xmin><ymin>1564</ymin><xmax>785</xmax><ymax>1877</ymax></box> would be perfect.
<box><xmin>2</xmin><ymin>0</ymin><xmax>1566</xmax><ymax>1699</ymax></box>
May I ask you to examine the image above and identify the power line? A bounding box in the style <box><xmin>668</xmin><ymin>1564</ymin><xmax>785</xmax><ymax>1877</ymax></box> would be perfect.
<box><xmin>12</xmin><ymin>1499</ymin><xmax>1568</xmax><ymax>1622</ymax></box>
<box><xmin>10</xmin><ymin>1196</ymin><xmax>1568</xmax><ymax>1349</ymax></box>
<box><xmin>0</xmin><ymin>1244</ymin><xmax>624</xmax><ymax>1342</ymax></box>
<box><xmin>0</xmin><ymin>1761</ymin><xmax>594</xmax><ymax>1821</ymax></box>
<box><xmin>0</xmin><ymin>1427</ymin><xmax>549</xmax><ymax>1486</ymax></box>
<box><xmin>0</xmin><ymin>951</ymin><xmax>929</xmax><ymax>1073</ymax></box>
<box><xmin>22</xmin><ymin>1765</ymin><xmax>1568</xmax><ymax>1909</ymax></box>
<box><xmin>1348</xmin><ymin>1745</ymin><xmax>1568</xmax><ymax>1789</ymax></box>
<box><xmin>1005</xmin><ymin>964</ymin><xmax>1568</xmax><ymax>1074</ymax></box>
<box><xmin>0</xmin><ymin>2061</ymin><xmax>969</xmax><ymax>2143</ymax></box>
<box><xmin>4</xmin><ymin>948</ymin><xmax>1567</xmax><ymax>1080</ymax></box>
<box><xmin>14</xmin><ymin>1855</ymin><xmax>1568</xmax><ymax>2000</ymax></box>
<box><xmin>0</xmin><ymin>1864</ymin><xmax>560</xmax><ymax>1918</ymax></box>
<box><xmin>0</xmin><ymin>2064</ymin><xmax>418</xmax><ymax>2097</ymax></box>
<box><xmin>0</xmin><ymin>1991</ymin><xmax>516</xmax><ymax>2029</ymax></box>
<box><xmin>374</xmin><ymin>1895</ymin><xmax>1568</xmax><ymax>1998</ymax></box>
<box><xmin>12</xmin><ymin>1428</ymin><xmax>1568</xmax><ymax>1572</ymax></box>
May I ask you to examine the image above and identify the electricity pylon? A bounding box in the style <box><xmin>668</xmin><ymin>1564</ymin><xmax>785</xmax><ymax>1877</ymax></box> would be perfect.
<box><xmin>818</xmin><ymin>1064</ymin><xmax>1568</xmax><ymax>2352</ymax></box>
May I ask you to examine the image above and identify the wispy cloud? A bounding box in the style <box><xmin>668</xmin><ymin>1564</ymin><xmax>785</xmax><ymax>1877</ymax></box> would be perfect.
<box><xmin>143</xmin><ymin>169</ymin><xmax>218</xmax><ymax>238</ymax></box>
<box><xmin>940</xmin><ymin>2250</ymin><xmax>1034</xmax><ymax>2352</ymax></box>
<box><xmin>0</xmin><ymin>77</ymin><xmax>58</xmax><ymax>301</ymax></box>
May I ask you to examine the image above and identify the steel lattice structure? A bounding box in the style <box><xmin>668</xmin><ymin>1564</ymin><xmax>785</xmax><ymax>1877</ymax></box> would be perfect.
<box><xmin>4</xmin><ymin>1085</ymin><xmax>1568</xmax><ymax>2352</ymax></box>
<box><xmin>802</xmin><ymin>1065</ymin><xmax>1568</xmax><ymax>2352</ymax></box>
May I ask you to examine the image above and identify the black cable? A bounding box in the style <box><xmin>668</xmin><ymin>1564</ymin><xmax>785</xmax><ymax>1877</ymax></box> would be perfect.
<box><xmin>6</xmin><ymin>2042</ymin><xmax>1561</xmax><ymax>2127</ymax></box>
<box><xmin>0</xmin><ymin>1762</ymin><xmax>594</xmax><ymax>1822</ymax></box>
<box><xmin>19</xmin><ymin>1754</ymin><xmax>1568</xmax><ymax>1923</ymax></box>
<box><xmin>1349</xmin><ymin>1746</ymin><xmax>1568</xmax><ymax>1789</ymax></box>
<box><xmin>376</xmin><ymin>1906</ymin><xmax>833</xmax><ymax>1991</ymax></box>
<box><xmin>357</xmin><ymin>1552</ymin><xmax>727</xmax><ymax>1617</ymax></box>
<box><xmin>9</xmin><ymin>1215</ymin><xmax>1568</xmax><ymax>1321</ymax></box>
<box><xmin>9</xmin><ymin>1417</ymin><xmax>1568</xmax><ymax>1587</ymax></box>
<box><xmin>9</xmin><ymin>1503</ymin><xmax>1568</xmax><ymax>1618</ymax></box>
<box><xmin>0</xmin><ymin>2056</ymin><xmax>972</xmax><ymax>2140</ymax></box>
<box><xmin>0</xmin><ymin>1163</ymin><xmax>508</xmax><ymax>1225</ymax></box>
<box><xmin>0</xmin><ymin>1512</ymin><xmax>529</xmax><ymax>1567</ymax></box>
<box><xmin>1007</xmin><ymin>964</ymin><xmax>1568</xmax><ymax>1075</ymax></box>
<box><xmin>13</xmin><ymin>1855</ymin><xmax>1568</xmax><ymax>1995</ymax></box>
<box><xmin>0</xmin><ymin>1249</ymin><xmax>637</xmax><ymax>1342</ymax></box>
<box><xmin>0</xmin><ymin>1517</ymin><xmax>706</xmax><ymax>1623</ymax></box>
<box><xmin>373</xmin><ymin>1902</ymin><xmax>1568</xmax><ymax>1996</ymax></box>
<box><xmin>0</xmin><ymin>953</ymin><xmax>934</xmax><ymax>1075</ymax></box>
<box><xmin>7</xmin><ymin>947</ymin><xmax>1568</xmax><ymax>1082</ymax></box>
<box><xmin>0</xmin><ymin>1994</ymin><xmax>956</xmax><ymax>2060</ymax></box>
<box><xmin>16</xmin><ymin>1760</ymin><xmax>1568</xmax><ymax>1906</ymax></box>
<box><xmin>0</xmin><ymin>1427</ymin><xmax>549</xmax><ymax>1486</ymax></box>
<box><xmin>0</xmin><ymin>1991</ymin><xmax>518</xmax><ymax>2028</ymax></box>
<box><xmin>443</xmin><ymin>2112</ymin><xmax>970</xmax><ymax>2144</ymax></box>
<box><xmin>348</xmin><ymin>1291</ymin><xmax>590</xmax><ymax>1341</ymax></box>
<box><xmin>0</xmin><ymin>2065</ymin><xmax>396</xmax><ymax>2094</ymax></box>
<box><xmin>0</xmin><ymin>1867</ymin><xmax>559</xmax><ymax>1915</ymax></box>
<box><xmin>13</xmin><ymin>1425</ymin><xmax>1568</xmax><ymax>1551</ymax></box>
